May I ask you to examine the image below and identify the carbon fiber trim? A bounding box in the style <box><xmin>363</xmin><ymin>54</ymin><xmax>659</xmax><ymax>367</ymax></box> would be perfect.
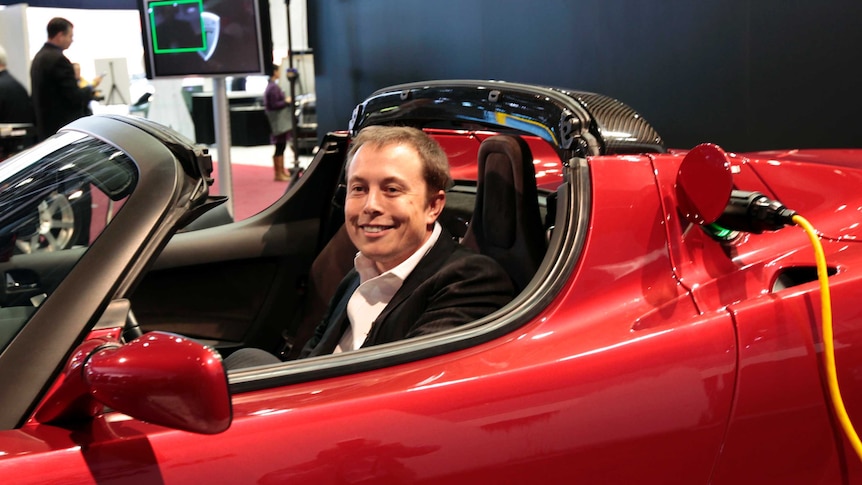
<box><xmin>558</xmin><ymin>89</ymin><xmax>665</xmax><ymax>154</ymax></box>
<box><xmin>354</xmin><ymin>80</ymin><xmax>665</xmax><ymax>157</ymax></box>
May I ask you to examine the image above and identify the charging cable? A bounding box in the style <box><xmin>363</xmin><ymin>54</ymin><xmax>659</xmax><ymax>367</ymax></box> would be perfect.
<box><xmin>793</xmin><ymin>215</ymin><xmax>862</xmax><ymax>461</ymax></box>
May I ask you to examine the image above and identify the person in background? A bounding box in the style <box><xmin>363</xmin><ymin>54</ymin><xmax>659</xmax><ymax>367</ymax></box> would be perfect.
<box><xmin>0</xmin><ymin>44</ymin><xmax>34</xmax><ymax>124</ymax></box>
<box><xmin>72</xmin><ymin>63</ymin><xmax>101</xmax><ymax>116</ymax></box>
<box><xmin>30</xmin><ymin>17</ymin><xmax>102</xmax><ymax>141</ymax></box>
<box><xmin>263</xmin><ymin>64</ymin><xmax>293</xmax><ymax>181</ymax></box>
<box><xmin>0</xmin><ymin>44</ymin><xmax>35</xmax><ymax>160</ymax></box>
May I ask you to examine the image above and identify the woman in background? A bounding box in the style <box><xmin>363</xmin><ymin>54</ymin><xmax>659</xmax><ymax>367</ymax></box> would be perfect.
<box><xmin>263</xmin><ymin>65</ymin><xmax>293</xmax><ymax>182</ymax></box>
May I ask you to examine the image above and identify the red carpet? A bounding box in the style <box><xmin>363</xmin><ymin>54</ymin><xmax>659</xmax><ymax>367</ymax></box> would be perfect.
<box><xmin>210</xmin><ymin>163</ymin><xmax>291</xmax><ymax>221</ymax></box>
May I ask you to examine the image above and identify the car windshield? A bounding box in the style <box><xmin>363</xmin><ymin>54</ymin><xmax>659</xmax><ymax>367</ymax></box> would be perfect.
<box><xmin>0</xmin><ymin>132</ymin><xmax>138</xmax><ymax>352</ymax></box>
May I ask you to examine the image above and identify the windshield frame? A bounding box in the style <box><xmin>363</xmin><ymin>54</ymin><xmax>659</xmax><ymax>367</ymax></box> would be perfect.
<box><xmin>0</xmin><ymin>115</ymin><xmax>209</xmax><ymax>430</ymax></box>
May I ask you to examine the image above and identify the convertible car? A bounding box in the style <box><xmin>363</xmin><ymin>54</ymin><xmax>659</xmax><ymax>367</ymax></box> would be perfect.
<box><xmin>2</xmin><ymin>80</ymin><xmax>862</xmax><ymax>483</ymax></box>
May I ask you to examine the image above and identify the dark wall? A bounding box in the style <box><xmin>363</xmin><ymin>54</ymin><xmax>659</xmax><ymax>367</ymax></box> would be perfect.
<box><xmin>310</xmin><ymin>0</ymin><xmax>862</xmax><ymax>152</ymax></box>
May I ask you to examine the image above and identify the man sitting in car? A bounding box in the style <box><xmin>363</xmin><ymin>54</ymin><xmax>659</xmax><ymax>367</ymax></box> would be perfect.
<box><xmin>226</xmin><ymin>126</ymin><xmax>514</xmax><ymax>367</ymax></box>
<box><xmin>301</xmin><ymin>125</ymin><xmax>515</xmax><ymax>356</ymax></box>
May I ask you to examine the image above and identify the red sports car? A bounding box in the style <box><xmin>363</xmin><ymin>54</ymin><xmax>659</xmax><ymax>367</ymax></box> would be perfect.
<box><xmin>1</xmin><ymin>80</ymin><xmax>862</xmax><ymax>483</ymax></box>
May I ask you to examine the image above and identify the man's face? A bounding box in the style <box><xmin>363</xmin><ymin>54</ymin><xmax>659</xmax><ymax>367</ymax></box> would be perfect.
<box><xmin>55</xmin><ymin>27</ymin><xmax>74</xmax><ymax>50</ymax></box>
<box><xmin>344</xmin><ymin>142</ymin><xmax>445</xmax><ymax>274</ymax></box>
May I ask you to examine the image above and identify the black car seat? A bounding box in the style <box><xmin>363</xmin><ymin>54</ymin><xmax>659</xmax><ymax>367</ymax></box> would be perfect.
<box><xmin>461</xmin><ymin>135</ymin><xmax>547</xmax><ymax>292</ymax></box>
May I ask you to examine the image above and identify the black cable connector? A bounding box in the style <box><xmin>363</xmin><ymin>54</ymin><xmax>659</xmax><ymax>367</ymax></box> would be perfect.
<box><xmin>715</xmin><ymin>190</ymin><xmax>797</xmax><ymax>234</ymax></box>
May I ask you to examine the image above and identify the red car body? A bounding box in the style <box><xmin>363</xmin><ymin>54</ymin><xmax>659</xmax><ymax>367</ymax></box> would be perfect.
<box><xmin>1</xmin><ymin>80</ymin><xmax>862</xmax><ymax>483</ymax></box>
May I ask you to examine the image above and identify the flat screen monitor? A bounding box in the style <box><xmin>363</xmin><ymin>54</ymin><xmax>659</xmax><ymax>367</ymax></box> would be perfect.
<box><xmin>138</xmin><ymin>0</ymin><xmax>273</xmax><ymax>79</ymax></box>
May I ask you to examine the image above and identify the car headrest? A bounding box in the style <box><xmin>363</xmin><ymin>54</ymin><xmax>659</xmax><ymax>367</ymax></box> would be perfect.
<box><xmin>462</xmin><ymin>135</ymin><xmax>546</xmax><ymax>292</ymax></box>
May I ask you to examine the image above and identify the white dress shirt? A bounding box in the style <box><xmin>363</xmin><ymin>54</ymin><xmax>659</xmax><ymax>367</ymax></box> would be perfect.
<box><xmin>334</xmin><ymin>222</ymin><xmax>442</xmax><ymax>353</ymax></box>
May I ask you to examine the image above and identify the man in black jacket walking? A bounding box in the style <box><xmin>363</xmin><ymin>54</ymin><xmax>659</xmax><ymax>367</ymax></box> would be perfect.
<box><xmin>30</xmin><ymin>17</ymin><xmax>102</xmax><ymax>141</ymax></box>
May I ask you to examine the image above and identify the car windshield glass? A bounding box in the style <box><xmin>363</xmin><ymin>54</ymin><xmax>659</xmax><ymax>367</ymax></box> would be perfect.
<box><xmin>0</xmin><ymin>132</ymin><xmax>138</xmax><ymax>353</ymax></box>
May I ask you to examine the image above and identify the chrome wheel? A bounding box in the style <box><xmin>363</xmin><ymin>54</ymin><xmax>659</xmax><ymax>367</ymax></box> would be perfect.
<box><xmin>15</xmin><ymin>191</ymin><xmax>77</xmax><ymax>253</ymax></box>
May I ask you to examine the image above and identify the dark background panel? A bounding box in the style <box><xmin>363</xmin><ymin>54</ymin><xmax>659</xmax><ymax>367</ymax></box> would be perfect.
<box><xmin>309</xmin><ymin>0</ymin><xmax>862</xmax><ymax>152</ymax></box>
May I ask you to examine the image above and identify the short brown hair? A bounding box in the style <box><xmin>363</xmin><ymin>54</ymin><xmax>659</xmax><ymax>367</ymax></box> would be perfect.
<box><xmin>47</xmin><ymin>17</ymin><xmax>73</xmax><ymax>39</ymax></box>
<box><xmin>347</xmin><ymin>126</ymin><xmax>452</xmax><ymax>200</ymax></box>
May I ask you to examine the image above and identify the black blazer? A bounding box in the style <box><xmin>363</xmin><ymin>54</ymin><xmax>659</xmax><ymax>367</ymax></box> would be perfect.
<box><xmin>30</xmin><ymin>43</ymin><xmax>94</xmax><ymax>140</ymax></box>
<box><xmin>302</xmin><ymin>230</ymin><xmax>515</xmax><ymax>357</ymax></box>
<box><xmin>0</xmin><ymin>70</ymin><xmax>34</xmax><ymax>123</ymax></box>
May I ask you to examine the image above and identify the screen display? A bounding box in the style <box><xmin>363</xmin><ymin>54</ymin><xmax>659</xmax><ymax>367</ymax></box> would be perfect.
<box><xmin>139</xmin><ymin>0</ymin><xmax>272</xmax><ymax>78</ymax></box>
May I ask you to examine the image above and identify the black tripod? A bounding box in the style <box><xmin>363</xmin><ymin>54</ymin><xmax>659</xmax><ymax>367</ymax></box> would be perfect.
<box><xmin>104</xmin><ymin>61</ymin><xmax>126</xmax><ymax>105</ymax></box>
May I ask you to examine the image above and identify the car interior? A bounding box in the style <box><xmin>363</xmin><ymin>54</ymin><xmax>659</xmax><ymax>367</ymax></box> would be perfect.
<box><xmin>0</xmin><ymin>124</ymin><xmax>571</xmax><ymax>388</ymax></box>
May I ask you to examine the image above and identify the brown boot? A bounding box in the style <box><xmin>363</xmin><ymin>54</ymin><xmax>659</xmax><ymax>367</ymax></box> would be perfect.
<box><xmin>273</xmin><ymin>155</ymin><xmax>289</xmax><ymax>181</ymax></box>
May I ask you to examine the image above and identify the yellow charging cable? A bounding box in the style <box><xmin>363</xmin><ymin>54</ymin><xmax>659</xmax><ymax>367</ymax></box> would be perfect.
<box><xmin>793</xmin><ymin>214</ymin><xmax>862</xmax><ymax>461</ymax></box>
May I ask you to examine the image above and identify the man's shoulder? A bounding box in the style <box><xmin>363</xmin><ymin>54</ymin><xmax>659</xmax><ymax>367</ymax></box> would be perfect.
<box><xmin>406</xmin><ymin>230</ymin><xmax>513</xmax><ymax>291</ymax></box>
<box><xmin>0</xmin><ymin>72</ymin><xmax>27</xmax><ymax>92</ymax></box>
<box><xmin>32</xmin><ymin>44</ymin><xmax>65</xmax><ymax>64</ymax></box>
<box><xmin>33</xmin><ymin>43</ymin><xmax>56</xmax><ymax>56</ymax></box>
<box><xmin>404</xmin><ymin>242</ymin><xmax>514</xmax><ymax>309</ymax></box>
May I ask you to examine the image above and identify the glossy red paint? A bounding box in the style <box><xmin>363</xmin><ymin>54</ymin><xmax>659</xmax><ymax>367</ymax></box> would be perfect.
<box><xmin>431</xmin><ymin>129</ymin><xmax>565</xmax><ymax>187</ymax></box>
<box><xmin>742</xmin><ymin>152</ymin><xmax>862</xmax><ymax>241</ymax></box>
<box><xmin>32</xmin><ymin>330</ymin><xmax>230</xmax><ymax>439</ymax></box>
<box><xmin>708</xmin><ymin>253</ymin><xmax>862</xmax><ymax>482</ymax></box>
<box><xmin>85</xmin><ymin>332</ymin><xmax>231</xmax><ymax>435</ymax></box>
<box><xmin>32</xmin><ymin>328</ymin><xmax>123</xmax><ymax>426</ymax></box>
<box><xmin>33</xmin><ymin>338</ymin><xmax>116</xmax><ymax>425</ymax></box>
<box><xmin>675</xmin><ymin>143</ymin><xmax>734</xmax><ymax>225</ymax></box>
<box><xmin>651</xmin><ymin>147</ymin><xmax>862</xmax><ymax>481</ymax></box>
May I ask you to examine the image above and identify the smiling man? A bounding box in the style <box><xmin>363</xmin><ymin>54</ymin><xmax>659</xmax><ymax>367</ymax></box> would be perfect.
<box><xmin>301</xmin><ymin>125</ymin><xmax>515</xmax><ymax>356</ymax></box>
